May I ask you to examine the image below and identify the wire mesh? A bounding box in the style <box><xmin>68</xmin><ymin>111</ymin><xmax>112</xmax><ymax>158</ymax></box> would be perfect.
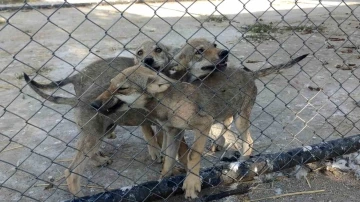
<box><xmin>0</xmin><ymin>0</ymin><xmax>360</xmax><ymax>201</ymax></box>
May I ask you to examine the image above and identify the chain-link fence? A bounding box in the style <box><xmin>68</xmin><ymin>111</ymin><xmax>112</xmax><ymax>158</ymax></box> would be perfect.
<box><xmin>1</xmin><ymin>0</ymin><xmax>360</xmax><ymax>201</ymax></box>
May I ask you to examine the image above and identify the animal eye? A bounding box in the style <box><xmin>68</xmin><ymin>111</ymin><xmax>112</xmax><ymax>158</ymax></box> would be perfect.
<box><xmin>137</xmin><ymin>50</ymin><xmax>143</xmax><ymax>56</ymax></box>
<box><xmin>213</xmin><ymin>43</ymin><xmax>217</xmax><ymax>47</ymax></box>
<box><xmin>196</xmin><ymin>48</ymin><xmax>205</xmax><ymax>55</ymax></box>
<box><xmin>155</xmin><ymin>47</ymin><xmax>162</xmax><ymax>53</ymax></box>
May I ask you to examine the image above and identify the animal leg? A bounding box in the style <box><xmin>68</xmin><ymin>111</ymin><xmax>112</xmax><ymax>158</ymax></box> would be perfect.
<box><xmin>141</xmin><ymin>125</ymin><xmax>162</xmax><ymax>163</ymax></box>
<box><xmin>234</xmin><ymin>113</ymin><xmax>253</xmax><ymax>162</ymax></box>
<box><xmin>160</xmin><ymin>128</ymin><xmax>183</xmax><ymax>178</ymax></box>
<box><xmin>65</xmin><ymin>132</ymin><xmax>107</xmax><ymax>196</ymax></box>
<box><xmin>210</xmin><ymin>116</ymin><xmax>233</xmax><ymax>152</ymax></box>
<box><xmin>182</xmin><ymin>125</ymin><xmax>210</xmax><ymax>199</ymax></box>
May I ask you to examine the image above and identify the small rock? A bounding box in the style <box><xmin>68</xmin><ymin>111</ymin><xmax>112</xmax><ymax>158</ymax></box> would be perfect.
<box><xmin>48</xmin><ymin>176</ymin><xmax>54</xmax><ymax>182</ymax></box>
<box><xmin>275</xmin><ymin>187</ymin><xmax>282</xmax><ymax>195</ymax></box>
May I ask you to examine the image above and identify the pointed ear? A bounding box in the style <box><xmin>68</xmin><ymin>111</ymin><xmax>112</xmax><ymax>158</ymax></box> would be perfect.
<box><xmin>146</xmin><ymin>76</ymin><xmax>171</xmax><ymax>95</ymax></box>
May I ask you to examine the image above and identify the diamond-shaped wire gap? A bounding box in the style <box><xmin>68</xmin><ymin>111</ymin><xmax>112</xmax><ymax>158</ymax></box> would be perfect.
<box><xmin>250</xmin><ymin>110</ymin><xmax>283</xmax><ymax>155</ymax></box>
<box><xmin>282</xmin><ymin>91</ymin><xmax>309</xmax><ymax>120</ymax></box>
<box><xmin>0</xmin><ymin>109</ymin><xmax>27</xmax><ymax>142</ymax></box>
<box><xmin>30</xmin><ymin>22</ymin><xmax>71</xmax><ymax>53</ymax></box>
<box><xmin>26</xmin><ymin>162</ymin><xmax>70</xmax><ymax>202</ymax></box>
<box><xmin>25</xmin><ymin>115</ymin><xmax>73</xmax><ymax>158</ymax></box>
<box><xmin>169</xmin><ymin>10</ymin><xmax>204</xmax><ymax>40</ymax></box>
<box><xmin>12</xmin><ymin>39</ymin><xmax>53</xmax><ymax>71</ymax></box>
<box><xmin>17</xmin><ymin>152</ymin><xmax>54</xmax><ymax>181</ymax></box>
<box><xmin>320</xmin><ymin>6</ymin><xmax>359</xmax><ymax>60</ymax></box>
<box><xmin>69</xmin><ymin>20</ymin><xmax>108</xmax><ymax>52</ymax></box>
<box><xmin>102</xmin><ymin>16</ymin><xmax>142</xmax><ymax>47</ymax></box>
<box><xmin>0</xmin><ymin>24</ymin><xmax>30</xmax><ymax>59</ymax></box>
<box><xmin>351</xmin><ymin>5</ymin><xmax>360</xmax><ymax>20</ymax></box>
<box><xmin>0</xmin><ymin>147</ymin><xmax>40</xmax><ymax>185</ymax></box>
<box><xmin>321</xmin><ymin>109</ymin><xmax>348</xmax><ymax>139</ymax></box>
<box><xmin>109</xmin><ymin>9</ymin><xmax>171</xmax><ymax>49</ymax></box>
<box><xmin>269</xmin><ymin>6</ymin><xmax>327</xmax><ymax>57</ymax></box>
<box><xmin>340</xmin><ymin>73</ymin><xmax>359</xmax><ymax>95</ymax></box>
<box><xmin>248</xmin><ymin>102</ymin><xmax>287</xmax><ymax>155</ymax></box>
<box><xmin>0</xmin><ymin>173</ymin><xmax>39</xmax><ymax>201</ymax></box>
<box><xmin>51</xmin><ymin>37</ymin><xmax>89</xmax><ymax>68</ymax></box>
<box><xmin>171</xmin><ymin>1</ymin><xmax>233</xmax><ymax>44</ymax></box>
<box><xmin>243</xmin><ymin>4</ymin><xmax>289</xmax><ymax>47</ymax></box>
<box><xmin>265</xmin><ymin>90</ymin><xmax>320</xmax><ymax>151</ymax></box>
<box><xmin>88</xmin><ymin>2</ymin><xmax>165</xmax><ymax>55</ymax></box>
<box><xmin>281</xmin><ymin>119</ymin><xmax>308</xmax><ymax>146</ymax></box>
<box><xmin>7</xmin><ymin>5</ymin><xmax>48</xmax><ymax>37</ymax></box>
<box><xmin>77</xmin><ymin>1</ymin><xmax>125</xmax><ymax>32</ymax></box>
<box><xmin>236</xmin><ymin>7</ymin><xmax>290</xmax><ymax>57</ymax></box>
<box><xmin>87</xmin><ymin>33</ymin><xmax>129</xmax><ymax>62</ymax></box>
<box><xmin>325</xmin><ymin>71</ymin><xmax>357</xmax><ymax>108</ymax></box>
<box><xmin>8</xmin><ymin>102</ymin><xmax>77</xmax><ymax>172</ymax></box>
<box><xmin>109</xmin><ymin>4</ymin><xmax>175</xmax><ymax>49</ymax></box>
<box><xmin>217</xmin><ymin>1</ymin><xmax>262</xmax><ymax>61</ymax></box>
<box><xmin>349</xmin><ymin>81</ymin><xmax>360</xmax><ymax>107</ymax></box>
<box><xmin>6</xmin><ymin>153</ymin><xmax>69</xmax><ymax>202</ymax></box>
<box><xmin>329</xmin><ymin>73</ymin><xmax>353</xmax><ymax>100</ymax></box>
<box><xmin>316</xmin><ymin>99</ymin><xmax>339</xmax><ymax>125</ymax></box>
<box><xmin>84</xmin><ymin>4</ymin><xmax>133</xmax><ymax>55</ymax></box>
<box><xmin>333</xmin><ymin>19</ymin><xmax>360</xmax><ymax>58</ymax></box>
<box><xmin>0</xmin><ymin>162</ymin><xmax>20</xmax><ymax>196</ymax></box>
<box><xmin>142</xmin><ymin>0</ymin><xmax>194</xmax><ymax>32</ymax></box>
<box><xmin>46</xmin><ymin>3</ymin><xmax>88</xmax><ymax>35</ymax></box>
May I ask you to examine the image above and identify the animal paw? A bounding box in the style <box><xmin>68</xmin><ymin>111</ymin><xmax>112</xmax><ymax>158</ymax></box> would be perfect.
<box><xmin>182</xmin><ymin>174</ymin><xmax>201</xmax><ymax>199</ymax></box>
<box><xmin>148</xmin><ymin>146</ymin><xmax>162</xmax><ymax>163</ymax></box>
<box><xmin>64</xmin><ymin>169</ymin><xmax>83</xmax><ymax>197</ymax></box>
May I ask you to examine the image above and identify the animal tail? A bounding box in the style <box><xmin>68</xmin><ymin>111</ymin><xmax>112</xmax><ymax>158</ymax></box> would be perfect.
<box><xmin>23</xmin><ymin>73</ymin><xmax>78</xmax><ymax>106</ymax></box>
<box><xmin>24</xmin><ymin>73</ymin><xmax>74</xmax><ymax>89</ymax></box>
<box><xmin>250</xmin><ymin>54</ymin><xmax>309</xmax><ymax>78</ymax></box>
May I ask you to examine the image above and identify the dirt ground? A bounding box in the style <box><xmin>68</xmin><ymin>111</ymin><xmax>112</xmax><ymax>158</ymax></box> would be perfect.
<box><xmin>0</xmin><ymin>0</ymin><xmax>360</xmax><ymax>201</ymax></box>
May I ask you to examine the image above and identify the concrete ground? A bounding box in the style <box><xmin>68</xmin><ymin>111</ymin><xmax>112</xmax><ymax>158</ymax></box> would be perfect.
<box><xmin>0</xmin><ymin>0</ymin><xmax>360</xmax><ymax>201</ymax></box>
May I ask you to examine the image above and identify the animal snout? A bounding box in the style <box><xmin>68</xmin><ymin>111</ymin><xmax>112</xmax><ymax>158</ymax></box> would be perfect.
<box><xmin>143</xmin><ymin>57</ymin><xmax>154</xmax><ymax>66</ymax></box>
<box><xmin>91</xmin><ymin>100</ymin><xmax>102</xmax><ymax>109</ymax></box>
<box><xmin>218</xmin><ymin>50</ymin><xmax>229</xmax><ymax>59</ymax></box>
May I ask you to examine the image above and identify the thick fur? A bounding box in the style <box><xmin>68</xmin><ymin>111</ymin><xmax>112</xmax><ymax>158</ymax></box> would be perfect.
<box><xmin>23</xmin><ymin>41</ymin><xmax>185</xmax><ymax>196</ymax></box>
<box><xmin>92</xmin><ymin>49</ymin><xmax>308</xmax><ymax>198</ymax></box>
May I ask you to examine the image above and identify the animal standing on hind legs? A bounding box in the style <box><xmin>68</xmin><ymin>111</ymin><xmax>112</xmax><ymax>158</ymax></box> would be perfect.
<box><xmin>92</xmin><ymin>51</ymin><xmax>308</xmax><ymax>198</ymax></box>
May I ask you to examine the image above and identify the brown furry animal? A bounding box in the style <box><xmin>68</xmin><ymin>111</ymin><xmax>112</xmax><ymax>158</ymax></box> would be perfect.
<box><xmin>92</xmin><ymin>52</ymin><xmax>308</xmax><ymax>198</ymax></box>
